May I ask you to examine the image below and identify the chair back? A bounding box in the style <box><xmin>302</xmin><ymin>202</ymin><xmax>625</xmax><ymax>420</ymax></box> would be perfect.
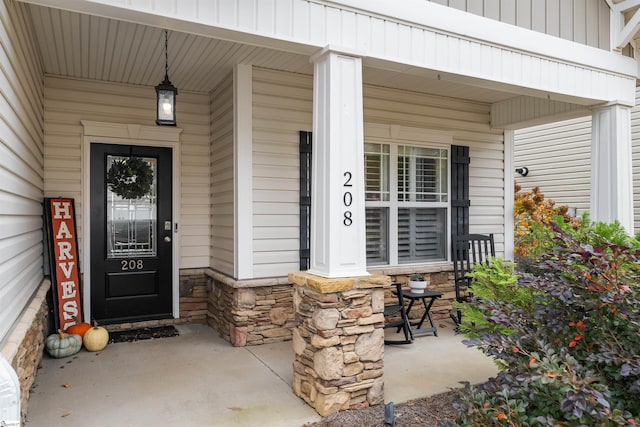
<box><xmin>451</xmin><ymin>233</ymin><xmax>495</xmax><ymax>301</ymax></box>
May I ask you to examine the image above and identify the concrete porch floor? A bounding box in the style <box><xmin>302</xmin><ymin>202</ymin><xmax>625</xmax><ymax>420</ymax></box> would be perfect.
<box><xmin>25</xmin><ymin>320</ymin><xmax>497</xmax><ymax>427</ymax></box>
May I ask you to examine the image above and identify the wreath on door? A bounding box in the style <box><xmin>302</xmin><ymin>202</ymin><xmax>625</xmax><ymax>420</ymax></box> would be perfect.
<box><xmin>106</xmin><ymin>157</ymin><xmax>154</xmax><ymax>199</ymax></box>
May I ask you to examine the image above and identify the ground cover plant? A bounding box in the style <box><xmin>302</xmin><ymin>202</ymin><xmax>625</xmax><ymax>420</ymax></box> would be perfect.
<box><xmin>448</xmin><ymin>212</ymin><xmax>640</xmax><ymax>425</ymax></box>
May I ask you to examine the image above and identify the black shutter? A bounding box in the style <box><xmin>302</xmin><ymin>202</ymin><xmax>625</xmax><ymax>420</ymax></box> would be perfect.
<box><xmin>450</xmin><ymin>145</ymin><xmax>470</xmax><ymax>237</ymax></box>
<box><xmin>299</xmin><ymin>131</ymin><xmax>312</xmax><ymax>270</ymax></box>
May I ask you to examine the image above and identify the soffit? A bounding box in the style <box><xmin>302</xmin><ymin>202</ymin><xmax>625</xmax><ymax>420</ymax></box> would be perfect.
<box><xmin>26</xmin><ymin>4</ymin><xmax>514</xmax><ymax>104</ymax></box>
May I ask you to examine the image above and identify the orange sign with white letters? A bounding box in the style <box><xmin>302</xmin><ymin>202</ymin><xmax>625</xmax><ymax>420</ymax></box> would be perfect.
<box><xmin>46</xmin><ymin>198</ymin><xmax>83</xmax><ymax>330</ymax></box>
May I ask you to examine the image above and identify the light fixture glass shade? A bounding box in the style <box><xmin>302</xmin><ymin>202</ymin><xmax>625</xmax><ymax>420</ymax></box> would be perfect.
<box><xmin>155</xmin><ymin>76</ymin><xmax>177</xmax><ymax>126</ymax></box>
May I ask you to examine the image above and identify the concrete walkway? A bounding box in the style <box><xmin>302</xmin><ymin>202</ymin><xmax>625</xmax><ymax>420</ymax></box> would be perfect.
<box><xmin>26</xmin><ymin>321</ymin><xmax>497</xmax><ymax>427</ymax></box>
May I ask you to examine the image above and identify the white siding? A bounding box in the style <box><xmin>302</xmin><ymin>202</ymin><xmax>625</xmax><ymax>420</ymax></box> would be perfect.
<box><xmin>43</xmin><ymin>76</ymin><xmax>210</xmax><ymax>269</ymax></box>
<box><xmin>252</xmin><ymin>69</ymin><xmax>312</xmax><ymax>278</ymax></box>
<box><xmin>0</xmin><ymin>0</ymin><xmax>44</xmax><ymax>342</ymax></box>
<box><xmin>363</xmin><ymin>85</ymin><xmax>506</xmax><ymax>249</ymax></box>
<box><xmin>210</xmin><ymin>72</ymin><xmax>234</xmax><ymax>276</ymax></box>
<box><xmin>514</xmin><ymin>117</ymin><xmax>592</xmax><ymax>215</ymax></box>
<box><xmin>632</xmin><ymin>87</ymin><xmax>640</xmax><ymax>233</ymax></box>
<box><xmin>39</xmin><ymin>0</ymin><xmax>635</xmax><ymax>106</ymax></box>
<box><xmin>515</xmin><ymin>86</ymin><xmax>640</xmax><ymax>233</ymax></box>
<box><xmin>251</xmin><ymin>68</ymin><xmax>506</xmax><ymax>278</ymax></box>
<box><xmin>429</xmin><ymin>0</ymin><xmax>610</xmax><ymax>50</ymax></box>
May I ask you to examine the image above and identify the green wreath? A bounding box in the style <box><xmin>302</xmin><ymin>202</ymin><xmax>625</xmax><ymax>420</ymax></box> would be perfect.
<box><xmin>107</xmin><ymin>157</ymin><xmax>154</xmax><ymax>199</ymax></box>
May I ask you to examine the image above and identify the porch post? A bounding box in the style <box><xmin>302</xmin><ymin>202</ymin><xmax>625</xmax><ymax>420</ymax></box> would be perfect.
<box><xmin>590</xmin><ymin>104</ymin><xmax>634</xmax><ymax>235</ymax></box>
<box><xmin>308</xmin><ymin>47</ymin><xmax>368</xmax><ymax>279</ymax></box>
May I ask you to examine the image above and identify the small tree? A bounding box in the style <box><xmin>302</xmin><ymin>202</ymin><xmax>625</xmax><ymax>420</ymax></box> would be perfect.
<box><xmin>513</xmin><ymin>183</ymin><xmax>579</xmax><ymax>259</ymax></box>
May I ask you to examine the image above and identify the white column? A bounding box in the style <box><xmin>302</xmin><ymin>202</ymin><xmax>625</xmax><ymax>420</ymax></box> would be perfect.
<box><xmin>308</xmin><ymin>48</ymin><xmax>368</xmax><ymax>278</ymax></box>
<box><xmin>590</xmin><ymin>103</ymin><xmax>634</xmax><ymax>235</ymax></box>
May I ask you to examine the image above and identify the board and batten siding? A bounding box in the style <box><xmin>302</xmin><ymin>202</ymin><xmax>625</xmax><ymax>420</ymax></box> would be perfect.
<box><xmin>429</xmin><ymin>0</ymin><xmax>610</xmax><ymax>50</ymax></box>
<box><xmin>43</xmin><ymin>76</ymin><xmax>211</xmax><ymax>269</ymax></box>
<box><xmin>250</xmin><ymin>68</ymin><xmax>505</xmax><ymax>278</ymax></box>
<box><xmin>0</xmin><ymin>0</ymin><xmax>45</xmax><ymax>342</ymax></box>
<box><xmin>513</xmin><ymin>116</ymin><xmax>592</xmax><ymax>215</ymax></box>
<box><xmin>210</xmin><ymin>72</ymin><xmax>234</xmax><ymax>276</ymax></box>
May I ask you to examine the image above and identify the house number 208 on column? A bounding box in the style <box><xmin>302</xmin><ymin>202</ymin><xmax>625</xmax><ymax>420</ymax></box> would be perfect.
<box><xmin>343</xmin><ymin>171</ymin><xmax>353</xmax><ymax>226</ymax></box>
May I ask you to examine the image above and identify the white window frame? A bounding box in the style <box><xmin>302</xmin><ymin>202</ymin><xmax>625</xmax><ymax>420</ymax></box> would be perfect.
<box><xmin>365</xmin><ymin>128</ymin><xmax>452</xmax><ymax>267</ymax></box>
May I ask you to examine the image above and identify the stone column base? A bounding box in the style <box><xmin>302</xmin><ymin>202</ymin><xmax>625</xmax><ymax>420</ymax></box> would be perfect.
<box><xmin>289</xmin><ymin>272</ymin><xmax>390</xmax><ymax>416</ymax></box>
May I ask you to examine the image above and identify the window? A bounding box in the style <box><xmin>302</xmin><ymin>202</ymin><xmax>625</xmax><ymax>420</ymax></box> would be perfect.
<box><xmin>365</xmin><ymin>143</ymin><xmax>448</xmax><ymax>265</ymax></box>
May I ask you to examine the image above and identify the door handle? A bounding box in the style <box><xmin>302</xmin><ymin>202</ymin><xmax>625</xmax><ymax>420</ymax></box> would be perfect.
<box><xmin>164</xmin><ymin>236</ymin><xmax>172</xmax><ymax>243</ymax></box>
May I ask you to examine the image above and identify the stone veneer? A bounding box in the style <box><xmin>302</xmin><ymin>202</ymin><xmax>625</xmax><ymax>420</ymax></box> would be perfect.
<box><xmin>206</xmin><ymin>270</ymin><xmax>296</xmax><ymax>346</ymax></box>
<box><xmin>289</xmin><ymin>272</ymin><xmax>390</xmax><ymax>416</ymax></box>
<box><xmin>1</xmin><ymin>280</ymin><xmax>49</xmax><ymax>424</ymax></box>
<box><xmin>205</xmin><ymin>267</ymin><xmax>458</xmax><ymax>347</ymax></box>
<box><xmin>376</xmin><ymin>267</ymin><xmax>455</xmax><ymax>327</ymax></box>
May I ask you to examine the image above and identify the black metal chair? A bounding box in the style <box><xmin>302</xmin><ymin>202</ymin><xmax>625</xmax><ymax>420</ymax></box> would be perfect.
<box><xmin>450</xmin><ymin>233</ymin><xmax>495</xmax><ymax>326</ymax></box>
<box><xmin>384</xmin><ymin>282</ymin><xmax>413</xmax><ymax>344</ymax></box>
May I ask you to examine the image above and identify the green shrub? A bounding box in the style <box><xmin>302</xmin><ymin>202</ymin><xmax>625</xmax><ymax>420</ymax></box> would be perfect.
<box><xmin>455</xmin><ymin>257</ymin><xmax>535</xmax><ymax>339</ymax></box>
<box><xmin>445</xmin><ymin>224</ymin><xmax>640</xmax><ymax>426</ymax></box>
<box><xmin>571</xmin><ymin>214</ymin><xmax>640</xmax><ymax>250</ymax></box>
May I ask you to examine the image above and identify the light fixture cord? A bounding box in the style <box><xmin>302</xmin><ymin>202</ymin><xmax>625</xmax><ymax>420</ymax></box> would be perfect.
<box><xmin>164</xmin><ymin>29</ymin><xmax>169</xmax><ymax>79</ymax></box>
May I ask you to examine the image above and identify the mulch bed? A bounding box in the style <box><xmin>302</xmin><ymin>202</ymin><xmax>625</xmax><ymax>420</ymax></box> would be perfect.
<box><xmin>108</xmin><ymin>325</ymin><xmax>179</xmax><ymax>343</ymax></box>
<box><xmin>305</xmin><ymin>389</ymin><xmax>460</xmax><ymax>427</ymax></box>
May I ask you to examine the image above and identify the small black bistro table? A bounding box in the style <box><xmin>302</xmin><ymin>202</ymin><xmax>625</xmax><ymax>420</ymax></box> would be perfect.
<box><xmin>400</xmin><ymin>289</ymin><xmax>443</xmax><ymax>337</ymax></box>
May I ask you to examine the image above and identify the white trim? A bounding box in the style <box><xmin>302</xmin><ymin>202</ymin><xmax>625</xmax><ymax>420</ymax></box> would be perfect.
<box><xmin>491</xmin><ymin>97</ymin><xmax>592</xmax><ymax>130</ymax></box>
<box><xmin>234</xmin><ymin>64</ymin><xmax>253</xmax><ymax>280</ymax></box>
<box><xmin>80</xmin><ymin>120</ymin><xmax>182</xmax><ymax>321</ymax></box>
<box><xmin>19</xmin><ymin>0</ymin><xmax>636</xmax><ymax>105</ymax></box>
<box><xmin>363</xmin><ymin>124</ymin><xmax>453</xmax><ymax>268</ymax></box>
<box><xmin>590</xmin><ymin>104</ymin><xmax>635</xmax><ymax>235</ymax></box>
<box><xmin>610</xmin><ymin>0</ymin><xmax>640</xmax><ymax>50</ymax></box>
<box><xmin>324</xmin><ymin>0</ymin><xmax>635</xmax><ymax>75</ymax></box>
<box><xmin>504</xmin><ymin>130</ymin><xmax>515</xmax><ymax>261</ymax></box>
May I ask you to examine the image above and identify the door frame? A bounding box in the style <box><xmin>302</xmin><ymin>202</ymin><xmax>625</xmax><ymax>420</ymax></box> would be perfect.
<box><xmin>81</xmin><ymin>121</ymin><xmax>182</xmax><ymax>323</ymax></box>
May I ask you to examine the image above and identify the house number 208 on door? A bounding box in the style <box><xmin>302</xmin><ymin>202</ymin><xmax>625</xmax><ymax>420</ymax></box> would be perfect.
<box><xmin>121</xmin><ymin>259</ymin><xmax>144</xmax><ymax>270</ymax></box>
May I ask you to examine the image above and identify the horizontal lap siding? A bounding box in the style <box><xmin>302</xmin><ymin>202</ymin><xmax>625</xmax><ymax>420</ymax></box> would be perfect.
<box><xmin>43</xmin><ymin>76</ymin><xmax>210</xmax><ymax>269</ymax></box>
<box><xmin>252</xmin><ymin>69</ymin><xmax>312</xmax><ymax>278</ymax></box>
<box><xmin>364</xmin><ymin>85</ymin><xmax>506</xmax><ymax>255</ymax></box>
<box><xmin>0</xmin><ymin>0</ymin><xmax>44</xmax><ymax>341</ymax></box>
<box><xmin>210</xmin><ymin>72</ymin><xmax>234</xmax><ymax>276</ymax></box>
<box><xmin>632</xmin><ymin>87</ymin><xmax>640</xmax><ymax>232</ymax></box>
<box><xmin>251</xmin><ymin>68</ymin><xmax>505</xmax><ymax>278</ymax></box>
<box><xmin>514</xmin><ymin>116</ymin><xmax>591</xmax><ymax>216</ymax></box>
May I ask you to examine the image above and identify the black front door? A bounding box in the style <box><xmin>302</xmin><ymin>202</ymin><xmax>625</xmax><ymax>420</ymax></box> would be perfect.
<box><xmin>90</xmin><ymin>143</ymin><xmax>173</xmax><ymax>324</ymax></box>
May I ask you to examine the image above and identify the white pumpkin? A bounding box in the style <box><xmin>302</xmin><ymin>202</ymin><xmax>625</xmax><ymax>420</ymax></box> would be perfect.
<box><xmin>83</xmin><ymin>322</ymin><xmax>110</xmax><ymax>351</ymax></box>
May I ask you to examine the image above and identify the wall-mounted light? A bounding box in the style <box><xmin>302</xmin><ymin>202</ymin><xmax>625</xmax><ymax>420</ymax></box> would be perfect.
<box><xmin>155</xmin><ymin>29</ymin><xmax>177</xmax><ymax>126</ymax></box>
<box><xmin>515</xmin><ymin>167</ymin><xmax>529</xmax><ymax>177</ymax></box>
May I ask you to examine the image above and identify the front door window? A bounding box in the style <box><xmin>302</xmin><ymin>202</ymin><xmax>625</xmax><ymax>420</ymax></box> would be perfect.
<box><xmin>106</xmin><ymin>155</ymin><xmax>157</xmax><ymax>258</ymax></box>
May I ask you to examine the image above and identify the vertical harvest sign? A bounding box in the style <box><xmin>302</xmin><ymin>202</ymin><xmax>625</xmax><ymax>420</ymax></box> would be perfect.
<box><xmin>45</xmin><ymin>198</ymin><xmax>83</xmax><ymax>330</ymax></box>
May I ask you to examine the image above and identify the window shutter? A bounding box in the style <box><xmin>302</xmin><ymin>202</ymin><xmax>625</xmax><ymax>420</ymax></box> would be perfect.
<box><xmin>299</xmin><ymin>131</ymin><xmax>312</xmax><ymax>270</ymax></box>
<box><xmin>450</xmin><ymin>145</ymin><xmax>470</xmax><ymax>237</ymax></box>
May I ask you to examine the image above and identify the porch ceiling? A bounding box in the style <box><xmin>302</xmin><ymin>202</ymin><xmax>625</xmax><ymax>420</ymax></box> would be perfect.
<box><xmin>26</xmin><ymin>3</ymin><xmax>515</xmax><ymax>104</ymax></box>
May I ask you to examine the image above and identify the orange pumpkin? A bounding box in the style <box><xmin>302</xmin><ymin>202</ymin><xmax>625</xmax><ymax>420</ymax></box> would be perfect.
<box><xmin>64</xmin><ymin>316</ymin><xmax>91</xmax><ymax>338</ymax></box>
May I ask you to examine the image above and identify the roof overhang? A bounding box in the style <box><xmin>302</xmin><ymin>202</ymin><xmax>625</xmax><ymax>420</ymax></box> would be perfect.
<box><xmin>18</xmin><ymin>0</ymin><xmax>639</xmax><ymax>128</ymax></box>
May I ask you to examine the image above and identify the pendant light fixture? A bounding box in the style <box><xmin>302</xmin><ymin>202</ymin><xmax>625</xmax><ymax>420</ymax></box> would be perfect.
<box><xmin>155</xmin><ymin>29</ymin><xmax>177</xmax><ymax>126</ymax></box>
